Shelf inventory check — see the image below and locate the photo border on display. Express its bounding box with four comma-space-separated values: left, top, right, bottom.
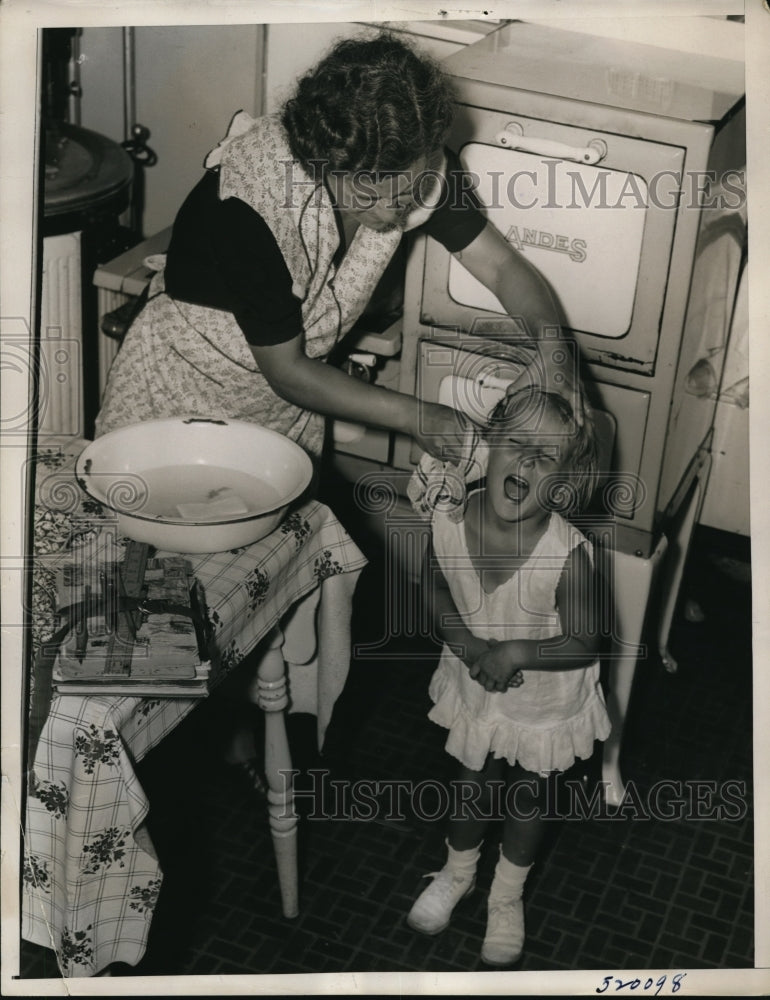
1, 1, 767, 995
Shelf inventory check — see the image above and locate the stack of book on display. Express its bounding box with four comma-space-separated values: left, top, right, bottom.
52, 542, 212, 698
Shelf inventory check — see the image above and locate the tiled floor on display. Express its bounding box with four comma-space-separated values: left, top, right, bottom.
17, 517, 753, 979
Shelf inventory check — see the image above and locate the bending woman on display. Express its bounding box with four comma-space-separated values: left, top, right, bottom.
96, 32, 574, 459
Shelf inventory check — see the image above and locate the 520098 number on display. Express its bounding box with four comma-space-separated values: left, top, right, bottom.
596, 973, 687, 995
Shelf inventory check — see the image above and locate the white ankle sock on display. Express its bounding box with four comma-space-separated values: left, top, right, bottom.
489, 852, 532, 902
445, 838, 482, 875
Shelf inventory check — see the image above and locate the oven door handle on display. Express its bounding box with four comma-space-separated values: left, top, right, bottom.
495, 124, 608, 165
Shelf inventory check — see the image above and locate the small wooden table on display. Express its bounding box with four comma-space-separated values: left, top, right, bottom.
23, 437, 366, 975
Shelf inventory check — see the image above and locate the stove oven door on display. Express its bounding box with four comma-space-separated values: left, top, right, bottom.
420, 108, 685, 374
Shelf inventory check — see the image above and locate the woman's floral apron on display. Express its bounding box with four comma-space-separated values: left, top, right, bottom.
95, 112, 403, 458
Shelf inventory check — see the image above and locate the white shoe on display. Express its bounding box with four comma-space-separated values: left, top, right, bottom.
481, 855, 532, 966
407, 868, 476, 935
481, 897, 525, 965
407, 840, 480, 936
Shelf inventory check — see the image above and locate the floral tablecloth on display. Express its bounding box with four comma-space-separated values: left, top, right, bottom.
22, 437, 367, 975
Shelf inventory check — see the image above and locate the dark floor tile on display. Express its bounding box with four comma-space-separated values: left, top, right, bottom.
728, 923, 754, 958
723, 951, 754, 969
645, 948, 675, 969
657, 931, 696, 954
593, 909, 640, 937
633, 913, 661, 945
573, 893, 604, 923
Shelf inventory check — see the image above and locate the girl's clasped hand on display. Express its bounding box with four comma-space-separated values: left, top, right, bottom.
468, 638, 525, 692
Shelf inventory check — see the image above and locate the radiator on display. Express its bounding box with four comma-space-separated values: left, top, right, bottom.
38, 232, 83, 437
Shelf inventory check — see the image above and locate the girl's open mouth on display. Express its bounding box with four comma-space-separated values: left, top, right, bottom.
504, 475, 529, 503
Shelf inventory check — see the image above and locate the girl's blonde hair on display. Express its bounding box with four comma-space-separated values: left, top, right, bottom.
485, 387, 599, 515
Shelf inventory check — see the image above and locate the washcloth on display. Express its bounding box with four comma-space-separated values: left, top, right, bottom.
176, 494, 250, 521
407, 426, 489, 522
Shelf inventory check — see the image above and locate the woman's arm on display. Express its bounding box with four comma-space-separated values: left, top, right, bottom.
470, 544, 601, 692
249, 334, 470, 461
453, 221, 583, 418
454, 221, 563, 334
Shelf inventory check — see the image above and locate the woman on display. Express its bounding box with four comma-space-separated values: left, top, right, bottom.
95, 32, 577, 458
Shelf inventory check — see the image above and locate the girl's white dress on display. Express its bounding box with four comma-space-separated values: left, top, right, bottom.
428, 499, 611, 775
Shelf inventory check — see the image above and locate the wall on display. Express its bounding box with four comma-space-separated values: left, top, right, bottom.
79, 25, 264, 236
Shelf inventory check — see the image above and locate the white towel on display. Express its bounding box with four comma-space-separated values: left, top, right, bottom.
176, 494, 249, 520
406, 426, 489, 523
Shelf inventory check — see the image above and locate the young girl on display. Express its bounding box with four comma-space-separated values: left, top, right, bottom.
407, 386, 611, 966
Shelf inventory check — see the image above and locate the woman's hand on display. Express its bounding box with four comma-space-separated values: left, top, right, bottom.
410, 401, 476, 462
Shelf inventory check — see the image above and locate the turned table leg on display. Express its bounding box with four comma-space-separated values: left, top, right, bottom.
248, 626, 299, 919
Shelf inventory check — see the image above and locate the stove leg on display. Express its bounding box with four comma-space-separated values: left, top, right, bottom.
601, 538, 668, 808
656, 460, 711, 674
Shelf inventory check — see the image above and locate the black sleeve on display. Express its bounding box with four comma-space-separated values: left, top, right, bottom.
164, 171, 304, 346
419, 148, 487, 253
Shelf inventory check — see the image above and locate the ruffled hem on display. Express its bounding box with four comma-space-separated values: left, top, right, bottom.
428, 669, 612, 775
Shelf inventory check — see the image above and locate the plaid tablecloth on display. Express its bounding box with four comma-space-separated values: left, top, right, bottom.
22, 437, 366, 975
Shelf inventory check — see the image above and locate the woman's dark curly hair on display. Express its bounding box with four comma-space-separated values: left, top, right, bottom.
281, 32, 455, 175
